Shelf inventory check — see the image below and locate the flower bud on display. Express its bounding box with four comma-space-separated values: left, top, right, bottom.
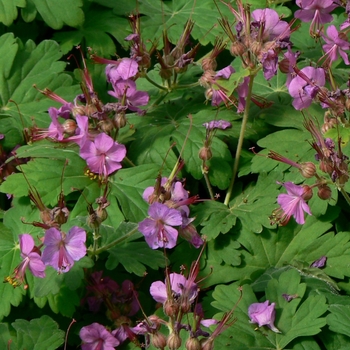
113, 113, 127, 129
98, 119, 114, 134
319, 160, 332, 174
72, 105, 86, 117
205, 88, 213, 101
278, 58, 290, 74
250, 41, 262, 56
63, 119, 77, 135
199, 146, 212, 161
230, 41, 246, 57
199, 70, 215, 88
185, 337, 201, 350
164, 299, 179, 317
301, 185, 313, 201
300, 162, 316, 178
317, 184, 332, 200
202, 57, 217, 71
167, 333, 182, 350
151, 332, 167, 349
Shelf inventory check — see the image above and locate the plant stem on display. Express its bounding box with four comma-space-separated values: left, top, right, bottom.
91, 225, 139, 256
224, 73, 255, 206
144, 73, 169, 91
202, 163, 215, 200
340, 187, 350, 207
173, 82, 200, 90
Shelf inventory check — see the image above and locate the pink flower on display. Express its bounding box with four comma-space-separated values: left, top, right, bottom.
138, 202, 182, 249
42, 226, 86, 273
203, 120, 232, 130
80, 133, 126, 177
248, 300, 280, 333
277, 182, 312, 224
80, 323, 119, 350
322, 25, 350, 65
106, 58, 139, 84
8, 234, 46, 286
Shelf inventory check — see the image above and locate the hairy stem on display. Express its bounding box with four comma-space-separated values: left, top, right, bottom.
224, 73, 255, 206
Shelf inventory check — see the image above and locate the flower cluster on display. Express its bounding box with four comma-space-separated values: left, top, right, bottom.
139, 174, 203, 249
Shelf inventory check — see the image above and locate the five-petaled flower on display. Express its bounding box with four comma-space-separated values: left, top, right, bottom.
248, 300, 280, 333
138, 202, 183, 249
80, 133, 127, 178
42, 226, 87, 273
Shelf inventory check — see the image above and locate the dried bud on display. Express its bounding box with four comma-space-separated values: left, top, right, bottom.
199, 146, 212, 161
319, 160, 333, 174
63, 119, 77, 135
199, 70, 215, 88
250, 41, 262, 56
301, 185, 313, 201
205, 88, 213, 101
202, 57, 217, 71
167, 333, 182, 350
317, 184, 332, 200
300, 162, 316, 178
72, 105, 86, 117
230, 41, 246, 57
278, 58, 290, 74
151, 332, 167, 349
185, 337, 201, 350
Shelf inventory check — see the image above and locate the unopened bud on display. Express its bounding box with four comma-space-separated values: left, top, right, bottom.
199, 146, 212, 161
279, 58, 290, 74
164, 299, 179, 317
301, 185, 313, 201
151, 332, 167, 349
199, 70, 215, 88
63, 119, 77, 135
98, 119, 114, 133
230, 41, 246, 57
319, 160, 333, 174
317, 184, 332, 200
300, 162, 316, 178
113, 113, 127, 129
250, 41, 262, 56
185, 337, 201, 350
205, 88, 213, 101
72, 106, 86, 117
167, 333, 182, 350
202, 57, 217, 71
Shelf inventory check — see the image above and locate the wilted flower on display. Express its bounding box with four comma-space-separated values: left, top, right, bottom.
310, 255, 327, 268
248, 300, 280, 333
138, 202, 183, 249
80, 323, 120, 350
202, 120, 232, 130
42, 226, 86, 272
80, 133, 126, 178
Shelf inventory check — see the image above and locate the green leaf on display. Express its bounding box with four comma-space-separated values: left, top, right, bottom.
139, 0, 222, 47
110, 164, 160, 222
106, 242, 166, 276
0, 0, 25, 26
12, 315, 64, 350
0, 34, 80, 129
53, 5, 129, 55
30, 0, 84, 29
0, 323, 16, 349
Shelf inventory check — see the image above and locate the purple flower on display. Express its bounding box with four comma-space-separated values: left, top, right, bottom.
248, 300, 280, 333
202, 120, 232, 130
280, 48, 300, 87
138, 202, 182, 249
106, 58, 139, 84
251, 8, 290, 41
42, 226, 86, 272
288, 66, 325, 110
322, 25, 350, 65
211, 66, 235, 106
80, 323, 119, 350
277, 182, 312, 225
109, 79, 149, 114
80, 133, 126, 177
295, 0, 337, 34
261, 49, 278, 81
150, 273, 198, 304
